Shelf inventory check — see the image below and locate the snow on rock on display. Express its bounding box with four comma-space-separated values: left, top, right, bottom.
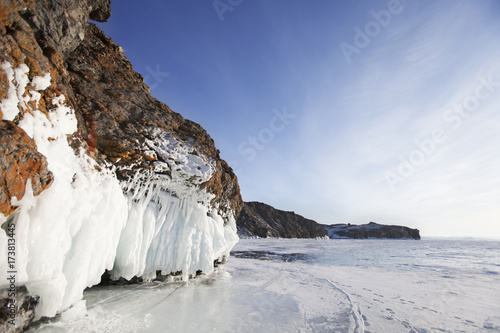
0, 63, 239, 321
1, 61, 54, 121
145, 129, 216, 194
30, 73, 51, 91
0, 62, 28, 121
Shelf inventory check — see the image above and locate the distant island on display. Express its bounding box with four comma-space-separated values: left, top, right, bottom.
236, 201, 420, 240
323, 222, 420, 240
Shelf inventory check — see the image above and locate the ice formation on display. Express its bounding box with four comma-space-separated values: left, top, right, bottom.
113, 126, 237, 281
114, 171, 238, 281
0, 62, 238, 319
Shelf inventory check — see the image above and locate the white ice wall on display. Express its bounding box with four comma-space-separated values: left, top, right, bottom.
113, 171, 238, 282
0, 62, 238, 319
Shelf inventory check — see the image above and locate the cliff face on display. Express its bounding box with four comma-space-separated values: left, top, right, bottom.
324, 222, 421, 240
237, 201, 328, 238
0, 0, 242, 220
66, 23, 242, 218
0, 0, 242, 330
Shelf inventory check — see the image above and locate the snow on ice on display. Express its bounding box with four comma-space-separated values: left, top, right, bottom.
0, 63, 238, 320
28, 238, 500, 333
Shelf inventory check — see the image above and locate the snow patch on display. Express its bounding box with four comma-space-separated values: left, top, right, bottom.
0, 62, 52, 120
0, 62, 25, 120
30, 73, 51, 91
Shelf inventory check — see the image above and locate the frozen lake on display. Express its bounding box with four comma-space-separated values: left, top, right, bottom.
30, 238, 500, 332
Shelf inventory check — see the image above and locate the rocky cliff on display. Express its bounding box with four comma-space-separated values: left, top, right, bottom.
324, 222, 421, 240
0, 0, 242, 331
237, 201, 328, 238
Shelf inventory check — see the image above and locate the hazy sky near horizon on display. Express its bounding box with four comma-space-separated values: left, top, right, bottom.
98, 0, 500, 238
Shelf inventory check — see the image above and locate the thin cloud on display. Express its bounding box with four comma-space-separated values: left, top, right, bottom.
272, 1, 500, 237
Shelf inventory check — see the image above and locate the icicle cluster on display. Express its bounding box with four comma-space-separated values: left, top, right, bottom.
0, 62, 238, 320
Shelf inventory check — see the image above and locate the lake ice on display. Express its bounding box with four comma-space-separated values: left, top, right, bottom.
30, 238, 500, 332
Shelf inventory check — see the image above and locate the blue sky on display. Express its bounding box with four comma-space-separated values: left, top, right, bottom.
98, 0, 500, 238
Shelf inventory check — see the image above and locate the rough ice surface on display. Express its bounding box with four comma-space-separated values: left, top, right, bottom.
28, 238, 500, 333
0, 63, 238, 320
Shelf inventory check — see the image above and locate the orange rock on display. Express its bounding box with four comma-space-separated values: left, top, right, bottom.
0, 120, 53, 216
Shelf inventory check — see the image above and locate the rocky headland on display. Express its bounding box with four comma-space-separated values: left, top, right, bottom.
236, 201, 419, 240
236, 201, 328, 238
324, 222, 421, 240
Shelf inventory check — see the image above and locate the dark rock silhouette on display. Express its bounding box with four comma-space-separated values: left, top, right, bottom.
324, 222, 420, 239
237, 201, 328, 238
